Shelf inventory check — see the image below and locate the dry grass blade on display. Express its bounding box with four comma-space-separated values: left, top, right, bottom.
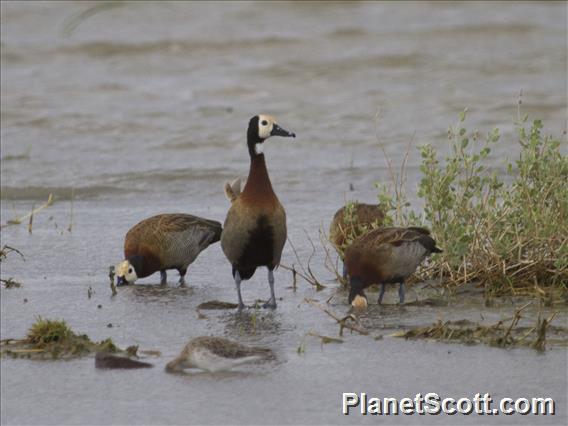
28, 203, 35, 234
532, 312, 557, 352
2, 194, 54, 229
319, 226, 346, 286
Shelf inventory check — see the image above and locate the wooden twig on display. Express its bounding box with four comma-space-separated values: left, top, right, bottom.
303, 298, 368, 336
0, 245, 25, 262
283, 236, 325, 290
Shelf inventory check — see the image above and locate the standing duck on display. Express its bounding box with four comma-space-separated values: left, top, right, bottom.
221, 115, 295, 310
165, 336, 273, 373
115, 213, 222, 286
329, 202, 385, 277
344, 227, 441, 306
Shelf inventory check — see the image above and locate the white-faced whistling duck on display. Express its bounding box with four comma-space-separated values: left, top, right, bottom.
115, 213, 222, 286
344, 227, 442, 306
165, 336, 273, 373
329, 202, 385, 277
221, 114, 295, 310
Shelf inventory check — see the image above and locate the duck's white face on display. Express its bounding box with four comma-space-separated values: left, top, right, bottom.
254, 114, 295, 155
115, 260, 138, 285
257, 114, 276, 140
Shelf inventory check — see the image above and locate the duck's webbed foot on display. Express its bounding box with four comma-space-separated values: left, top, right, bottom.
263, 269, 277, 309
262, 300, 277, 309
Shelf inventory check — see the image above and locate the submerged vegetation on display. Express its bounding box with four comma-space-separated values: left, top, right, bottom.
392, 303, 561, 351
1, 317, 119, 360
372, 112, 567, 297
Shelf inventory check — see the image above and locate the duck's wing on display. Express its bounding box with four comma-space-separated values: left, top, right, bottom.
359, 227, 424, 246
364, 227, 441, 253
124, 215, 164, 254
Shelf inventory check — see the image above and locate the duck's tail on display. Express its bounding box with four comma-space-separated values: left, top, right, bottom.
224, 177, 244, 203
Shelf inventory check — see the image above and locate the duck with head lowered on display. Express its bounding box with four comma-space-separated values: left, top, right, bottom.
345, 226, 442, 307
115, 213, 222, 287
221, 114, 295, 311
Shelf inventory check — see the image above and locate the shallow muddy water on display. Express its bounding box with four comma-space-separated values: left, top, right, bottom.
1, 1, 567, 425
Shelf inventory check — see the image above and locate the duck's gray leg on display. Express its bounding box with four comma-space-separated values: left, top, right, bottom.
398, 282, 405, 304
378, 283, 386, 304
263, 269, 277, 309
160, 270, 167, 286
178, 268, 187, 287
234, 270, 245, 311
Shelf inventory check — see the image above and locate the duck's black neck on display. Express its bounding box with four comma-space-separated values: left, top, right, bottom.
348, 276, 364, 303
128, 255, 143, 275
247, 118, 263, 158
243, 115, 275, 197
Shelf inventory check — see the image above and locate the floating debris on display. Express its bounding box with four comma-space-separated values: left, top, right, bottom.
1, 278, 22, 288
109, 265, 117, 296
95, 352, 153, 369
306, 332, 343, 345
197, 300, 239, 310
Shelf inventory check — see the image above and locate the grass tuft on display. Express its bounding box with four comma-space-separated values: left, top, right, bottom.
2, 317, 122, 360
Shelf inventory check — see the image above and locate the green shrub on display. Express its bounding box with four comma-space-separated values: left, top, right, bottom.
377, 111, 567, 295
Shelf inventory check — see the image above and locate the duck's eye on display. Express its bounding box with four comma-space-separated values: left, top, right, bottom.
128, 267, 133, 274
261, 120, 268, 126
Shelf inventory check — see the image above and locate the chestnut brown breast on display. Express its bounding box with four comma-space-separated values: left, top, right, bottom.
221, 155, 286, 278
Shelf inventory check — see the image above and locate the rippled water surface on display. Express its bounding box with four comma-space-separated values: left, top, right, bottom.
1, 1, 567, 425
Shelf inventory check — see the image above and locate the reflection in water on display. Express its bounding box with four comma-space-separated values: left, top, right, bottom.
165, 369, 257, 380
124, 284, 195, 304
220, 310, 285, 346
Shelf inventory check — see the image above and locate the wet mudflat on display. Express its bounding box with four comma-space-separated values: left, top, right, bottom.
1, 199, 566, 425
1, 1, 567, 425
